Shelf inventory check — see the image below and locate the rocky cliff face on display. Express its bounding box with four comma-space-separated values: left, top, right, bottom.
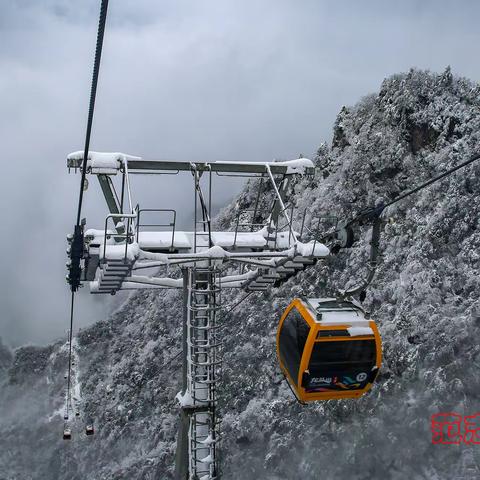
2, 69, 480, 479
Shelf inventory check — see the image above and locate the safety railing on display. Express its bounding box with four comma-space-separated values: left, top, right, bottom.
136, 208, 177, 252
102, 211, 138, 264
231, 205, 311, 251
266, 206, 309, 250
232, 208, 266, 249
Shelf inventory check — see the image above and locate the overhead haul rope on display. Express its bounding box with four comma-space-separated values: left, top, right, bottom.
76, 0, 110, 226
329, 151, 480, 299
65, 0, 110, 423
349, 151, 480, 225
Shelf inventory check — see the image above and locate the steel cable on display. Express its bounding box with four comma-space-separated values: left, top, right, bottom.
76, 0, 110, 225
65, 0, 110, 429
350, 151, 480, 225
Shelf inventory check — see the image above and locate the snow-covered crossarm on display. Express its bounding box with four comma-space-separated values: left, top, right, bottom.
92, 229, 329, 262
217, 271, 258, 285
87, 226, 302, 257
234, 243, 326, 291
99, 242, 140, 261
67, 151, 141, 175
125, 276, 183, 288
97, 242, 328, 263
91, 278, 181, 293
90, 240, 329, 294
295, 241, 329, 257
67, 152, 315, 176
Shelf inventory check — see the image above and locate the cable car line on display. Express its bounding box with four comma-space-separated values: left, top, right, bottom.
382, 151, 480, 211
320, 151, 480, 251
162, 349, 183, 369
64, 0, 110, 440
221, 291, 255, 317
75, 0, 110, 226
349, 151, 480, 226
67, 0, 110, 290
65, 292, 75, 421
316, 150, 480, 301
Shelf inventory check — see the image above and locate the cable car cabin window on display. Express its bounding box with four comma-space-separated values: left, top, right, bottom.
309, 340, 376, 372
304, 339, 377, 392
279, 307, 310, 381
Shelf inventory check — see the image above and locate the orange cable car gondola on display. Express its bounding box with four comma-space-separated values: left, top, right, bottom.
276, 298, 382, 402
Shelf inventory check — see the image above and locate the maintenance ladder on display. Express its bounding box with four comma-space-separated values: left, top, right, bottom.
186, 266, 220, 480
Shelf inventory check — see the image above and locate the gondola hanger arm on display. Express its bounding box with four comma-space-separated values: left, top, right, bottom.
337, 212, 383, 301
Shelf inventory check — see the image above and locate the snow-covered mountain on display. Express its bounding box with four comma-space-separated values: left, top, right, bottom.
2, 68, 480, 479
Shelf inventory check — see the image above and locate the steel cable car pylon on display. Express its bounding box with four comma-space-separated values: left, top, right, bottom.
66, 150, 326, 478
176, 268, 220, 479
175, 170, 220, 480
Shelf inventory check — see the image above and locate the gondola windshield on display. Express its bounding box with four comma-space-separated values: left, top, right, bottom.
305, 339, 377, 392
309, 339, 376, 367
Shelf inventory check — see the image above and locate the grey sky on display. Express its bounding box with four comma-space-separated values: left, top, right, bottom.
1, 0, 480, 346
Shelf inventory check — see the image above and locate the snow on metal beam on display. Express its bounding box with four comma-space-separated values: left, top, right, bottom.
67, 152, 315, 176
